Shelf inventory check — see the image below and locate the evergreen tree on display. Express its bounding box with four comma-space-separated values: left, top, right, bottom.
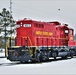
0, 8, 16, 37
0, 8, 16, 48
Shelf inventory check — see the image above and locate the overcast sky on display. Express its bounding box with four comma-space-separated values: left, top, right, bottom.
0, 0, 76, 33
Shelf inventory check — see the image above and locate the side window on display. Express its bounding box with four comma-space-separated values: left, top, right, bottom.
42, 24, 44, 28
34, 23, 44, 28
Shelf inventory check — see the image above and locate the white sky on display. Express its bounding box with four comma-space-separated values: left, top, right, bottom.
0, 0, 76, 33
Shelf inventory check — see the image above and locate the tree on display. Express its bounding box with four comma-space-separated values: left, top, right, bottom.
0, 8, 16, 37
0, 8, 16, 56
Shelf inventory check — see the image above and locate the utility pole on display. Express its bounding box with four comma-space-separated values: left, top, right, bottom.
10, 0, 12, 14
9, 0, 12, 46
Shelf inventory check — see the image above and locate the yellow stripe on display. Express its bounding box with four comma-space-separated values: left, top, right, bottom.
22, 36, 32, 46
27, 37, 32, 46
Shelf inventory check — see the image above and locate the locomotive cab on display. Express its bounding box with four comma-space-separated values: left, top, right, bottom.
16, 19, 33, 46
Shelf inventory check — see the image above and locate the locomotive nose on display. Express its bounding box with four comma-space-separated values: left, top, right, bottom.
7, 46, 31, 62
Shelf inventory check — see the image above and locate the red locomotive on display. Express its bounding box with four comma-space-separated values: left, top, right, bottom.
7, 18, 76, 62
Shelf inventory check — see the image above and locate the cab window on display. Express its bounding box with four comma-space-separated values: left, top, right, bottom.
65, 30, 68, 34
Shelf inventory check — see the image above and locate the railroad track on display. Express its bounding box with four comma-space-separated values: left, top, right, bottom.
0, 62, 20, 66
0, 56, 76, 66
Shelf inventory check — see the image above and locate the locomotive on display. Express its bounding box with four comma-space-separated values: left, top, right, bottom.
7, 18, 76, 62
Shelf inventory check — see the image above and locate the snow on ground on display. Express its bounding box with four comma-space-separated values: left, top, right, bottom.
0, 52, 76, 75
0, 52, 5, 57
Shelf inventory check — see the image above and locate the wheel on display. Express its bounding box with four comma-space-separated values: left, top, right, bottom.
61, 56, 67, 59
54, 57, 56, 60
20, 61, 25, 63
70, 53, 73, 58
42, 52, 49, 61
35, 53, 42, 62
52, 51, 57, 60
70, 50, 73, 58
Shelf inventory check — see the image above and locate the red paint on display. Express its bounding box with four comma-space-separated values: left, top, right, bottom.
16, 18, 76, 47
